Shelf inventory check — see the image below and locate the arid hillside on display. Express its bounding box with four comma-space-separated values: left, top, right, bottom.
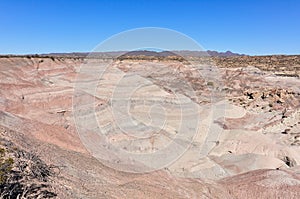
0, 55, 299, 198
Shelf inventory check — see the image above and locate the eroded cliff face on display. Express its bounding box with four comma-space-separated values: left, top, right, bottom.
0, 56, 299, 198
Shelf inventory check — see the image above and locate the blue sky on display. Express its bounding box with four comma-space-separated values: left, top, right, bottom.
1, 0, 299, 55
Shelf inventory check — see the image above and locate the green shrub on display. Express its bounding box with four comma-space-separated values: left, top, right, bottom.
207, 82, 214, 86
0, 148, 14, 185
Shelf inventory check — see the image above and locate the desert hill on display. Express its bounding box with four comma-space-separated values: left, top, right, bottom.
0, 54, 299, 198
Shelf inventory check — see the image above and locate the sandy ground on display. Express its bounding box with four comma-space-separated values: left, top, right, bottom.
0, 56, 299, 198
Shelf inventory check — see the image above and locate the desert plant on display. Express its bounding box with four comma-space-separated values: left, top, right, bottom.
0, 148, 14, 185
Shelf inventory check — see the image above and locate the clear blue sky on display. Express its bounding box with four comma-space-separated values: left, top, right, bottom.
1, 0, 299, 55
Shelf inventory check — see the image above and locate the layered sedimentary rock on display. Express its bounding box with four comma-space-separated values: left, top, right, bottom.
0, 55, 299, 198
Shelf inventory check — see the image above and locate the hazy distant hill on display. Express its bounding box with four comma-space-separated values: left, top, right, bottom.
39, 50, 245, 58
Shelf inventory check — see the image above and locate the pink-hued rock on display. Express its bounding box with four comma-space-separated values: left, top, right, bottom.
0, 56, 299, 198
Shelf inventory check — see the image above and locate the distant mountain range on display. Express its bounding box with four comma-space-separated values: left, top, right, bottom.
40, 50, 245, 58
0, 50, 245, 59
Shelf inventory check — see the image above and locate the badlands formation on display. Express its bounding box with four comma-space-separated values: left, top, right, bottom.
0, 54, 300, 198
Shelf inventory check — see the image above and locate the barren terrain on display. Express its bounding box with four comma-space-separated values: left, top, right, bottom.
0, 54, 299, 198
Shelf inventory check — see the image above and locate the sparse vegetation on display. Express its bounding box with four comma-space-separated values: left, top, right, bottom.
207, 81, 214, 86
0, 136, 57, 198
0, 148, 14, 185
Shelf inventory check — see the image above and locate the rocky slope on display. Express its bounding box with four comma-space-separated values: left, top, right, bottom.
0, 55, 299, 198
